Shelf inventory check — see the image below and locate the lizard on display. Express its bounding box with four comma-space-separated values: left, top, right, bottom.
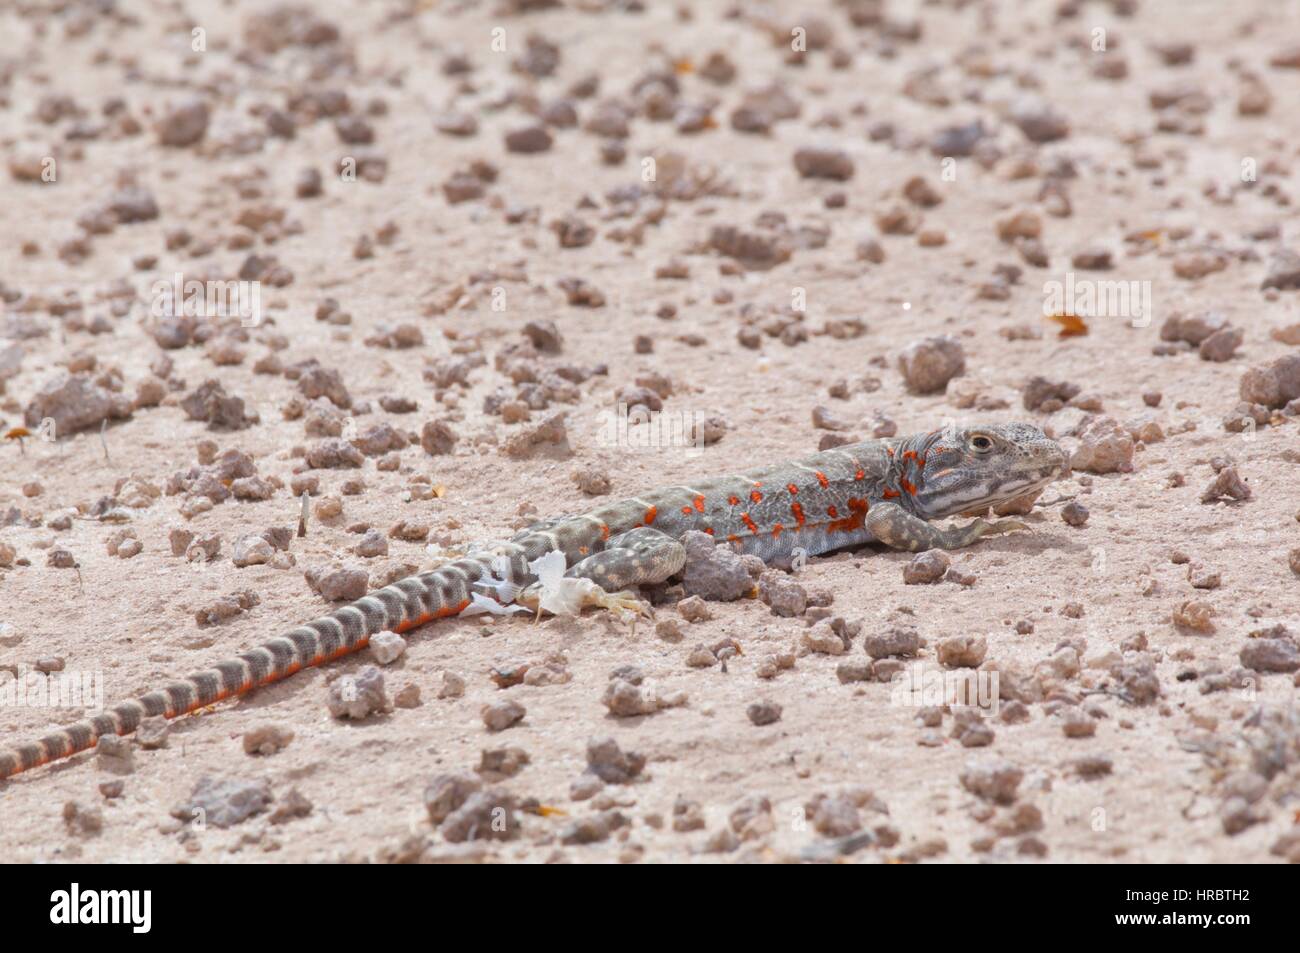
0, 422, 1066, 781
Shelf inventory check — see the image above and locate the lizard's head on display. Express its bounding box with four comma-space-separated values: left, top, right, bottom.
904, 422, 1067, 519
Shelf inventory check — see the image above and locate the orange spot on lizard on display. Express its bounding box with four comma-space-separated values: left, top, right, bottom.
828, 498, 869, 533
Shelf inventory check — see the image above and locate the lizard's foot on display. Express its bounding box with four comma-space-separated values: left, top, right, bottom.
587, 587, 651, 617
516, 580, 650, 621
923, 515, 1034, 550
867, 502, 1034, 552
967, 517, 1031, 541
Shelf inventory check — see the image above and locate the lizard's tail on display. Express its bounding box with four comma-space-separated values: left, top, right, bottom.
0, 553, 505, 781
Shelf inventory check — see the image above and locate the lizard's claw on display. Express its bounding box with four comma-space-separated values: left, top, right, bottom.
587, 589, 652, 638
588, 588, 652, 618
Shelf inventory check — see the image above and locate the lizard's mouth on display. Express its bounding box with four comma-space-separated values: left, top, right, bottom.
926, 455, 1068, 519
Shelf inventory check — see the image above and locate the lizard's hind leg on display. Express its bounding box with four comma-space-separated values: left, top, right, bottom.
515, 528, 684, 621
568, 526, 686, 589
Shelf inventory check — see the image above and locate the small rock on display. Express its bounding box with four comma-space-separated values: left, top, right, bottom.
903, 550, 949, 584
369, 630, 407, 665
441, 789, 517, 842
1240, 637, 1300, 673
482, 699, 526, 732
793, 146, 854, 181
898, 336, 965, 394
747, 700, 783, 726
937, 634, 987, 668
1061, 502, 1089, 526
959, 758, 1023, 804
174, 776, 271, 828
326, 665, 389, 719
243, 724, 294, 756
424, 773, 481, 824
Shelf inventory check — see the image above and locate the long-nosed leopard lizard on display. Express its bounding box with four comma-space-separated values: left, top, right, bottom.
0, 422, 1066, 780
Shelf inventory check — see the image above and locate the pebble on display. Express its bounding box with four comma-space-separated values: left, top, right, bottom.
677, 595, 713, 623
1070, 416, 1135, 474
570, 466, 611, 496
437, 670, 466, 699
326, 665, 389, 719
863, 626, 920, 659
156, 98, 209, 147
1009, 97, 1070, 142
505, 124, 553, 154
136, 717, 169, 750
1061, 708, 1097, 738
937, 634, 987, 668
478, 746, 530, 780
309, 565, 368, 601
757, 570, 807, 617
903, 550, 949, 584
802, 620, 847, 655
173, 776, 271, 828
1239, 354, 1300, 409
897, 335, 965, 394
1200, 467, 1251, 504
959, 758, 1023, 804
243, 724, 295, 756
680, 530, 753, 601
440, 789, 518, 843
424, 774, 481, 824
1240, 636, 1300, 673
232, 534, 274, 567
793, 146, 854, 180
586, 737, 645, 783
686, 644, 718, 667
746, 700, 783, 726
95, 735, 134, 774
602, 675, 685, 718
482, 699, 526, 732
368, 630, 406, 665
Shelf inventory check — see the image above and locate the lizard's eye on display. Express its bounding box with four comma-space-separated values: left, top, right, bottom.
970, 434, 994, 452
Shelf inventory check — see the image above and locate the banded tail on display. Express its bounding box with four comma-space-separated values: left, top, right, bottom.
0, 549, 525, 781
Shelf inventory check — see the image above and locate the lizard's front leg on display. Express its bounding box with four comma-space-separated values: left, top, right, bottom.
866, 501, 1029, 552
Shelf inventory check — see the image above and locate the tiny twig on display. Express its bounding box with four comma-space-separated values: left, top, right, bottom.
297, 491, 309, 537
98, 419, 110, 464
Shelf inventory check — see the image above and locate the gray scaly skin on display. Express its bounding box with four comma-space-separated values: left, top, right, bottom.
0, 423, 1066, 781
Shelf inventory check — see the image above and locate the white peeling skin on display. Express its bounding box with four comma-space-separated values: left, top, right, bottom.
528, 550, 601, 616
461, 591, 529, 617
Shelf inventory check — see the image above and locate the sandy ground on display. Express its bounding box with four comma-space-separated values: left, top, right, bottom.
1, 0, 1299, 863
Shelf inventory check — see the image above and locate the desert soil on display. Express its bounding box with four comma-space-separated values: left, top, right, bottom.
1, 0, 1299, 863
